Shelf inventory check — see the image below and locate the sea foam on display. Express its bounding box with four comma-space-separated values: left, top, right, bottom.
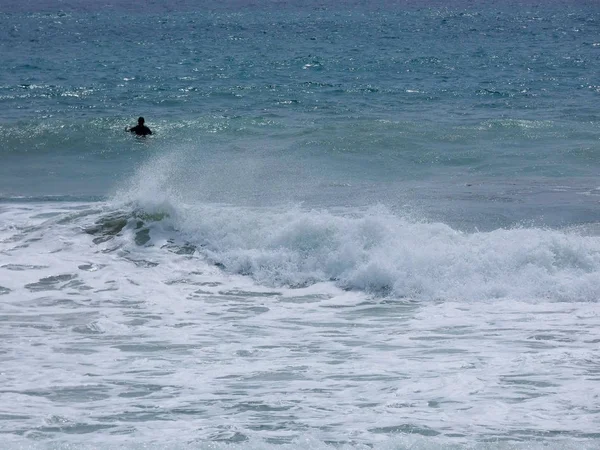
112, 186, 600, 304
105, 147, 600, 303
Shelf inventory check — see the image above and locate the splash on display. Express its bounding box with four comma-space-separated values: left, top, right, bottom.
110, 152, 600, 303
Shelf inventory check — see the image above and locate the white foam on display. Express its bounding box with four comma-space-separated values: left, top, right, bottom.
2, 201, 599, 447
103, 150, 600, 303
129, 200, 600, 303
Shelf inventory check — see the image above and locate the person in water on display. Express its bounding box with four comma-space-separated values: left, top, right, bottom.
127, 117, 152, 136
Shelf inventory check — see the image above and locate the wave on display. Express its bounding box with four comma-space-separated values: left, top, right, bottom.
97, 187, 600, 303
79, 145, 599, 303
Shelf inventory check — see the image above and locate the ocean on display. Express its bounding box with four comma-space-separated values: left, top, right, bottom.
1, 0, 600, 448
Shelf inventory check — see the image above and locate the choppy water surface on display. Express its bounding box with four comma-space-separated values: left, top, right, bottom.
1, 0, 600, 448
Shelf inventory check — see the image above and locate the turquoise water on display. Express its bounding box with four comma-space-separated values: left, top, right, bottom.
1, 1, 600, 449
2, 2, 600, 228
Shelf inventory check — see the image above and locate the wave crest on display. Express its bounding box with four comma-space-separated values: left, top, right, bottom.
112, 197, 600, 303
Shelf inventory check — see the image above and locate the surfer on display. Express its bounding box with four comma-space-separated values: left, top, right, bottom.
127, 117, 152, 136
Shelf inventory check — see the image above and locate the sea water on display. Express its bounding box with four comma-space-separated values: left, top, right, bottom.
1, 0, 600, 448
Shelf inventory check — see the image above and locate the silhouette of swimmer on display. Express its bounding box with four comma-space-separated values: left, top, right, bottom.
127, 117, 152, 136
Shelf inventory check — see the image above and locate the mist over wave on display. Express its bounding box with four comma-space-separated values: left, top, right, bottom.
111, 150, 600, 303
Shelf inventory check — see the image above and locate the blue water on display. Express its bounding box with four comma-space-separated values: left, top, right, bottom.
2, 1, 600, 229
1, 1, 600, 448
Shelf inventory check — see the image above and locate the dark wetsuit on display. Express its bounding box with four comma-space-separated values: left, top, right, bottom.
129, 124, 152, 136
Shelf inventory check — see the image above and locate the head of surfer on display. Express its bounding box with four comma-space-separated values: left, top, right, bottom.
138, 117, 145, 125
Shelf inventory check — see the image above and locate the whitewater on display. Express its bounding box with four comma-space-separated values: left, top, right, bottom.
2, 165, 600, 447
2, 0, 600, 448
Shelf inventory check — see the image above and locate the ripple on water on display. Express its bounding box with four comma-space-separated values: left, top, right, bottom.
24, 274, 78, 291
1, 264, 48, 270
